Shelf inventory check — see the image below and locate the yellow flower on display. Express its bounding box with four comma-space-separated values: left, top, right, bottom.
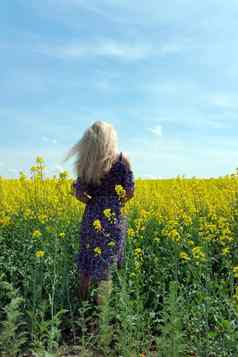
24, 208, 32, 218
135, 247, 142, 255
103, 208, 111, 218
181, 214, 192, 225
221, 247, 230, 256
35, 250, 45, 257
32, 229, 42, 238
58, 232, 65, 239
134, 247, 143, 261
134, 260, 141, 271
36, 156, 45, 164
115, 184, 126, 199
232, 266, 238, 278
92, 219, 102, 232
103, 208, 116, 224
140, 209, 148, 218
30, 165, 38, 173
94, 246, 102, 256
179, 251, 191, 262
0, 216, 11, 226
128, 228, 135, 239
168, 229, 181, 243
107, 240, 116, 248
192, 246, 206, 262
38, 214, 48, 224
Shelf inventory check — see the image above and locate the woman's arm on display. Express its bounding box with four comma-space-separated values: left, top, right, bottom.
121, 154, 135, 203
121, 187, 134, 206
71, 181, 92, 204
76, 191, 91, 204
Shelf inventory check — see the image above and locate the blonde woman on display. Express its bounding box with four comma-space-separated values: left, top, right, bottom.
63, 121, 135, 306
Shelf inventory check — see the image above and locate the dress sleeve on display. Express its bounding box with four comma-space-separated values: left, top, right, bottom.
71, 177, 92, 204
115, 160, 135, 200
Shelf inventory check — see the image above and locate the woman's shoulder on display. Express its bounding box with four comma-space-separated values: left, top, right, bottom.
111, 152, 132, 173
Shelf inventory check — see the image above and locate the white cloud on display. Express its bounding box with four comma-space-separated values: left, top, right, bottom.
144, 78, 200, 96
208, 93, 238, 109
143, 174, 159, 179
42, 136, 57, 144
36, 41, 150, 61
149, 124, 163, 137
54, 164, 64, 172
33, 38, 184, 61
205, 119, 231, 129
160, 43, 185, 55
48, 0, 237, 29
128, 134, 238, 178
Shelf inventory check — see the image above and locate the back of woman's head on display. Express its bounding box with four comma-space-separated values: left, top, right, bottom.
63, 121, 119, 185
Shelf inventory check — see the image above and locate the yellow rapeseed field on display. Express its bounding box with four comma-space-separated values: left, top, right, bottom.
1, 156, 238, 355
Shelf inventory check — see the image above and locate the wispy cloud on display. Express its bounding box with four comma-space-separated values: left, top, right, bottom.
42, 136, 57, 144
53, 164, 65, 173
63, 0, 118, 21
205, 119, 232, 129
148, 125, 163, 137
208, 93, 238, 109
143, 174, 159, 179
2, 0, 238, 179
7, 168, 18, 173
33, 39, 184, 61
45, 0, 238, 29
34, 41, 147, 60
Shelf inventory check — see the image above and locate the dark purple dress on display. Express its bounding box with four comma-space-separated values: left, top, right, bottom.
73, 152, 135, 282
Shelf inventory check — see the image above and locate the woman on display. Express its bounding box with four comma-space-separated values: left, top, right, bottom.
63, 120, 135, 306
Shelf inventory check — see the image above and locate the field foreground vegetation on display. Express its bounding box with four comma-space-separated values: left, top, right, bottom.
1, 157, 238, 356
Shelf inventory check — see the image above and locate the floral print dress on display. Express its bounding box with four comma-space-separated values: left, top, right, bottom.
73, 152, 135, 282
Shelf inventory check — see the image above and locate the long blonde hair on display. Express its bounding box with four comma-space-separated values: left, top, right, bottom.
62, 121, 119, 185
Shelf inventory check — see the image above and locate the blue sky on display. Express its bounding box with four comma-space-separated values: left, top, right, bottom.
1, 0, 238, 179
